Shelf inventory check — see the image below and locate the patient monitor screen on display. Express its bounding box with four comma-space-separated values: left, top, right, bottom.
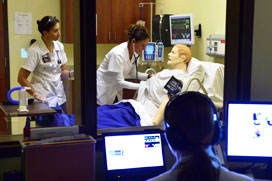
169, 14, 194, 45
143, 42, 156, 61
227, 103, 272, 159
104, 132, 164, 170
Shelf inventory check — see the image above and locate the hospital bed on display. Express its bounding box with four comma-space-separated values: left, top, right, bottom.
184, 61, 224, 108
97, 61, 225, 135
123, 68, 157, 100
185, 61, 224, 121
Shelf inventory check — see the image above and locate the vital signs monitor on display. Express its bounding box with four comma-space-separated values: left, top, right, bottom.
169, 14, 194, 45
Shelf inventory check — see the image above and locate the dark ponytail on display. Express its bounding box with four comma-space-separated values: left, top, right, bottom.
37, 16, 59, 35
177, 146, 219, 181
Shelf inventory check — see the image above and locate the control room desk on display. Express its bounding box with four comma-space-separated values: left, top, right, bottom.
0, 102, 58, 134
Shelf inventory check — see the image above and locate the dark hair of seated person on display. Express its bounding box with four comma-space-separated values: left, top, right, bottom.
164, 92, 221, 181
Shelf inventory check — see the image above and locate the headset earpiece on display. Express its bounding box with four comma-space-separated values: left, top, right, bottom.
164, 91, 222, 150
211, 119, 222, 145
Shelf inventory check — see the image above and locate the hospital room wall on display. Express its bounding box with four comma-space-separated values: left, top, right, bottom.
156, 0, 226, 64
96, 0, 226, 68
7, 0, 74, 134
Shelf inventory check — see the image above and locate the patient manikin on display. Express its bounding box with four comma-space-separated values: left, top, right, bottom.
97, 44, 205, 129
136, 44, 205, 125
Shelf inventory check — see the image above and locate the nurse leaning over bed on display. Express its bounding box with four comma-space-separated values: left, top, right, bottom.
97, 24, 152, 106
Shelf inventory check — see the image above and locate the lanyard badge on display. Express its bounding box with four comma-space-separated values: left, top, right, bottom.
56, 50, 61, 64
42, 53, 51, 63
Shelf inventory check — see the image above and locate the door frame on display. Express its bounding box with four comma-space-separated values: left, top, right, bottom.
0, 0, 11, 135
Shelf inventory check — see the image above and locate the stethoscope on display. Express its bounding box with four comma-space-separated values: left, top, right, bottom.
133, 43, 140, 80
56, 50, 61, 64
134, 54, 140, 80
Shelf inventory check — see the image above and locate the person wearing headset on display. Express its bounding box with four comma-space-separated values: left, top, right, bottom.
18, 16, 74, 113
147, 92, 253, 181
97, 24, 152, 106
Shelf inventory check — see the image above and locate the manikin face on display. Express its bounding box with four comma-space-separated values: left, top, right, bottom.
167, 46, 184, 68
43, 22, 61, 41
133, 38, 149, 55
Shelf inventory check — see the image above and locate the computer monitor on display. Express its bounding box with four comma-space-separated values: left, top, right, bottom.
102, 130, 166, 180
226, 102, 272, 162
169, 14, 194, 45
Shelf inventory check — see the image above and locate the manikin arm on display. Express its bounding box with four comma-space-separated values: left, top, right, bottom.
152, 96, 169, 125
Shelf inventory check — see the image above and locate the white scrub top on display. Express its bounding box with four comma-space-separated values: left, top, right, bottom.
21, 39, 67, 107
97, 42, 148, 105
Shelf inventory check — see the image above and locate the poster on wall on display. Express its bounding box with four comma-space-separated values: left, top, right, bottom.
14, 12, 32, 35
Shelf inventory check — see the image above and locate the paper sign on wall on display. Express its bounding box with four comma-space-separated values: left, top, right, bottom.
14, 12, 32, 35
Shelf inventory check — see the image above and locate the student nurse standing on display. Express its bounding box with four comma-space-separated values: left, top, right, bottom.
97, 24, 151, 106
18, 16, 73, 112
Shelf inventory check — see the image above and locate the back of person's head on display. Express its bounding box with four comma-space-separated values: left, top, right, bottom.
37, 16, 59, 35
174, 44, 192, 64
164, 91, 221, 181
127, 24, 149, 43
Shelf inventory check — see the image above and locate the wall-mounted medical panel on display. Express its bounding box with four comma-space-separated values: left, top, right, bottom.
206, 34, 225, 56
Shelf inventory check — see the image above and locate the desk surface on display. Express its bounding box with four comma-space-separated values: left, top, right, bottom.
0, 102, 57, 117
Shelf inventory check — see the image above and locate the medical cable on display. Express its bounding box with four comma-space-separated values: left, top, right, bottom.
133, 43, 140, 79
136, 4, 145, 26
8, 86, 27, 104
159, 8, 163, 41
134, 54, 140, 80
184, 77, 208, 95
56, 50, 61, 64
140, 5, 143, 20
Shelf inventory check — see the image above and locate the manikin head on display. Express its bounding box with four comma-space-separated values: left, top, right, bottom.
167, 44, 192, 70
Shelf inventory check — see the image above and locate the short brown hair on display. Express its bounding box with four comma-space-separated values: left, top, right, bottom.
174, 44, 192, 64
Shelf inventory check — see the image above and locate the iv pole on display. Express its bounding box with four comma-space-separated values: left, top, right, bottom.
139, 2, 164, 42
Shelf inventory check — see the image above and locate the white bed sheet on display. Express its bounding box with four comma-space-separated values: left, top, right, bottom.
122, 59, 224, 126
199, 61, 224, 108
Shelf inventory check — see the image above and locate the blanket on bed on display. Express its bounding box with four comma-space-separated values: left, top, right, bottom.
97, 102, 141, 129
